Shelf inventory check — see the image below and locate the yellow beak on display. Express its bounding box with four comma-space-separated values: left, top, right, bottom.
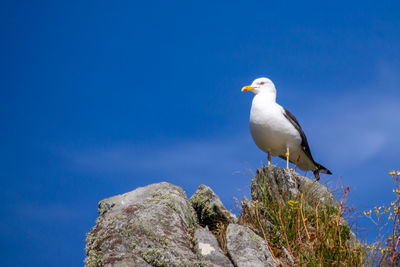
241, 85, 254, 92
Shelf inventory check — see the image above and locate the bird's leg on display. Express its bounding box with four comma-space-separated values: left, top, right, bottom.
268, 152, 271, 166
286, 147, 290, 169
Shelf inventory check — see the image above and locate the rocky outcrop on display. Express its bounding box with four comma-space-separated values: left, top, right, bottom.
85, 165, 360, 267
226, 224, 277, 267
85, 182, 199, 267
190, 184, 237, 231
251, 165, 337, 207
193, 227, 233, 266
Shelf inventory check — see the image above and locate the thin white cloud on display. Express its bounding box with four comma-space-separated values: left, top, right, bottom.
306, 64, 400, 167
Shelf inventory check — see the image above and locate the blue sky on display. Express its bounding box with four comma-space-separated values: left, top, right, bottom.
1, 0, 400, 266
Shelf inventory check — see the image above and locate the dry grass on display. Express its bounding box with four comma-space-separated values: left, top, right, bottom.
238, 173, 365, 266
212, 222, 229, 255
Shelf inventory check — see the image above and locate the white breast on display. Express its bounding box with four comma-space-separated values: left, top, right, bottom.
249, 94, 302, 157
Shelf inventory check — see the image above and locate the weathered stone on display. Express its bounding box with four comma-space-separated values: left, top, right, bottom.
340, 217, 362, 250
251, 165, 337, 207
194, 226, 233, 266
85, 166, 362, 266
104, 259, 151, 267
190, 184, 237, 231
226, 224, 277, 267
296, 175, 338, 207
281, 246, 296, 267
251, 165, 298, 204
85, 182, 201, 267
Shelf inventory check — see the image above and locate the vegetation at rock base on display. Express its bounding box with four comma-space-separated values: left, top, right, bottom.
212, 222, 229, 255
238, 169, 364, 266
234, 169, 400, 266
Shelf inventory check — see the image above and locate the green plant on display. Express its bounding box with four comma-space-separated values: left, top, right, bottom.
238, 172, 364, 266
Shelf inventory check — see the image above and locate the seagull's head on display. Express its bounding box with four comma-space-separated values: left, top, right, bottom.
241, 77, 276, 96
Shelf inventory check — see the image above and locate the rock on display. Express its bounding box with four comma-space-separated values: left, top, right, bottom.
251, 165, 298, 204
85, 166, 361, 266
190, 184, 237, 231
346, 229, 362, 249
226, 224, 277, 267
339, 217, 362, 249
250, 165, 360, 258
281, 246, 296, 267
194, 226, 233, 266
251, 165, 337, 207
85, 182, 202, 267
296, 175, 338, 207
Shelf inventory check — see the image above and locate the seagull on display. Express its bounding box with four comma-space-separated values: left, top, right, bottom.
242, 77, 331, 180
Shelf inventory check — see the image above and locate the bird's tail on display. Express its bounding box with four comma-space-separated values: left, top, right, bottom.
313, 163, 332, 181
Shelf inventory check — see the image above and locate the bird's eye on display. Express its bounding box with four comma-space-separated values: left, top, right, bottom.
260, 82, 265, 85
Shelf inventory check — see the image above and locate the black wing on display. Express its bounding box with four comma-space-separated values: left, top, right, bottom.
282, 107, 316, 164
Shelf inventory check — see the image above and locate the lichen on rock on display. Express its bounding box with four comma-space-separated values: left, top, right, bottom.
190, 184, 237, 231
226, 223, 277, 267
85, 182, 201, 267
85, 166, 361, 267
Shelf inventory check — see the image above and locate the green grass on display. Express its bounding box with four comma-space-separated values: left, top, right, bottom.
238, 171, 365, 266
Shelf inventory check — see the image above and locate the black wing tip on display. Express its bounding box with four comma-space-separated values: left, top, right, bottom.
313, 165, 332, 181
315, 162, 332, 175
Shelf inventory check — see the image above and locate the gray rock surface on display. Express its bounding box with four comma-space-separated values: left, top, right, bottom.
281, 246, 296, 267
297, 175, 338, 207
85, 166, 361, 266
190, 184, 237, 231
251, 165, 337, 207
194, 226, 233, 266
226, 224, 277, 267
85, 182, 201, 267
